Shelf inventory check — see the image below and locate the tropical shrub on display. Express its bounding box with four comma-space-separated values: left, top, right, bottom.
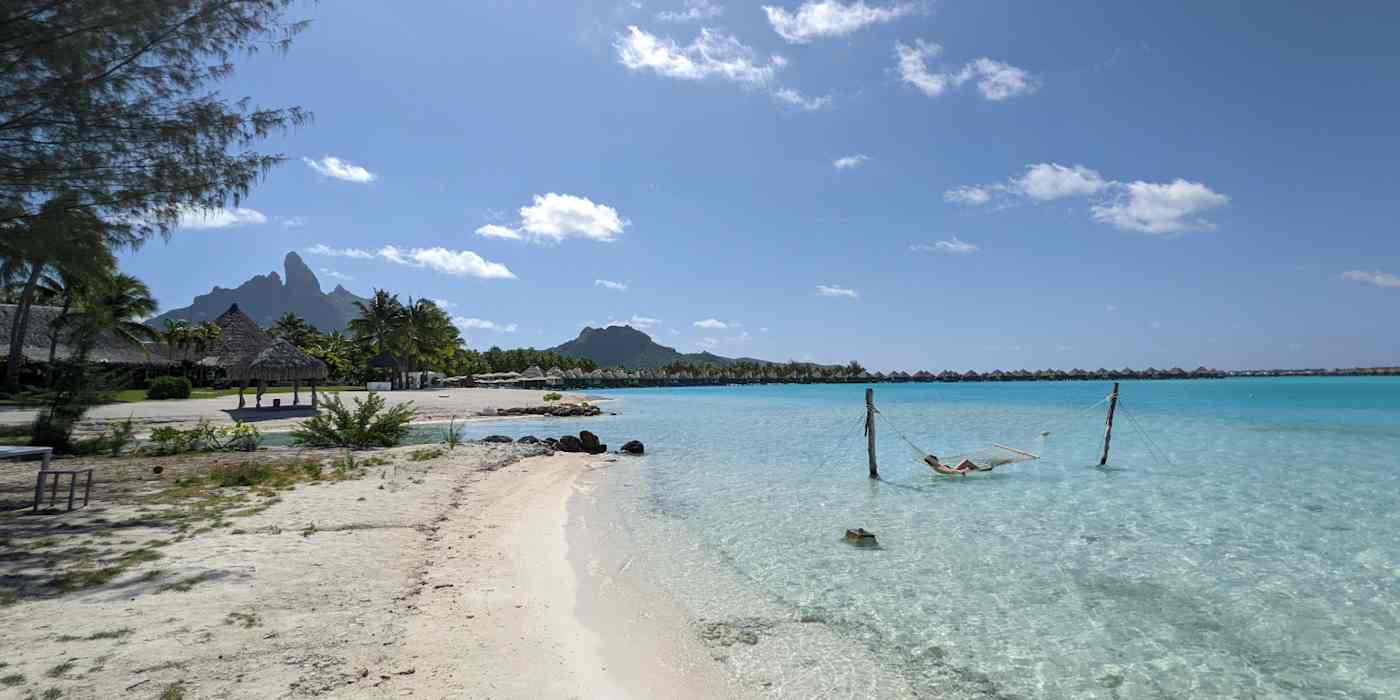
541, 392, 562, 402
149, 420, 261, 455
29, 360, 115, 454
290, 393, 416, 450
146, 376, 192, 400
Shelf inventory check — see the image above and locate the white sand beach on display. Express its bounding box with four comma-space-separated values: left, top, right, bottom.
0, 442, 733, 699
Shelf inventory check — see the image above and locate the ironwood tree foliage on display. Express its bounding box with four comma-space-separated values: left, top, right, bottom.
0, 0, 310, 233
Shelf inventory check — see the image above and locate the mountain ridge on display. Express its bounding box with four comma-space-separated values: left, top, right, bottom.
148, 252, 369, 332
548, 325, 785, 369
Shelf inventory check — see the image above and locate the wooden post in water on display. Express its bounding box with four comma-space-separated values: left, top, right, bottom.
1099, 382, 1120, 465
865, 387, 879, 479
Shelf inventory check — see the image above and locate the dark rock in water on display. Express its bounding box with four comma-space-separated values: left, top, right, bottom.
556, 435, 583, 453
844, 528, 878, 547
497, 403, 603, 418
620, 440, 645, 455
518, 435, 540, 444
579, 430, 604, 454
542, 437, 558, 445
481, 435, 513, 443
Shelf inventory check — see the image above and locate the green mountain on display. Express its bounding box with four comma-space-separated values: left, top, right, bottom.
549, 325, 751, 369
148, 252, 369, 333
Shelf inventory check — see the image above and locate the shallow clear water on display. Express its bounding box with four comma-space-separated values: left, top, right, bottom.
325, 379, 1400, 697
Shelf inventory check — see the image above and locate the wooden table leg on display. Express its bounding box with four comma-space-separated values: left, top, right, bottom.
33, 471, 43, 514
50, 472, 58, 508
67, 474, 77, 511
84, 470, 92, 507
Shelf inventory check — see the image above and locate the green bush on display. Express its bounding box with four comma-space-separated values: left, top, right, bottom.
146, 376, 192, 400
149, 420, 260, 455
541, 392, 562, 402
290, 393, 416, 450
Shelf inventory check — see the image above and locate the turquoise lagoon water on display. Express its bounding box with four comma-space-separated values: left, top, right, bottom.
341, 379, 1400, 697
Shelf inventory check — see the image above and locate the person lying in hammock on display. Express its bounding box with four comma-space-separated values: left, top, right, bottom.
923, 454, 986, 475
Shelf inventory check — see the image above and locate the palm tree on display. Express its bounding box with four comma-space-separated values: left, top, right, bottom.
306, 330, 355, 381
349, 289, 404, 356
1, 196, 123, 389
161, 319, 194, 362
270, 312, 317, 347
61, 273, 160, 357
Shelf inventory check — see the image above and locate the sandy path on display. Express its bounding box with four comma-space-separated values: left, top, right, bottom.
0, 387, 601, 434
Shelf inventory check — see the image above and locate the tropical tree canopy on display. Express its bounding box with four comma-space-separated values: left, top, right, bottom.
0, 0, 310, 233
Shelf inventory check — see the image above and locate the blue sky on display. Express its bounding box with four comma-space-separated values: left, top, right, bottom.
118, 1, 1400, 371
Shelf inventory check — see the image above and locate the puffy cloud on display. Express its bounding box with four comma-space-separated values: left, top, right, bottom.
595, 279, 629, 291
657, 0, 723, 21
1090, 179, 1229, 234
833, 154, 870, 170
452, 317, 518, 332
772, 87, 833, 110
694, 318, 729, 329
306, 243, 374, 259
816, 284, 858, 298
475, 224, 522, 240
766, 1, 914, 44
911, 237, 978, 254
1341, 270, 1400, 288
518, 193, 626, 243
175, 205, 266, 229
615, 26, 782, 86
896, 41, 1036, 100
302, 156, 377, 183
377, 246, 516, 280
947, 165, 1228, 234
1010, 163, 1109, 201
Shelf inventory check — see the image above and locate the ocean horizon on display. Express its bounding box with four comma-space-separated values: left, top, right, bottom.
384, 377, 1400, 697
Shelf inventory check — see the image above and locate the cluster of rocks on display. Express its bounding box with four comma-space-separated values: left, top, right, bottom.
492, 403, 603, 418
476, 432, 644, 456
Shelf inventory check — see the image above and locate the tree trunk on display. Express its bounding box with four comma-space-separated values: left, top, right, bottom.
4, 259, 46, 390
44, 293, 73, 387
292, 379, 300, 406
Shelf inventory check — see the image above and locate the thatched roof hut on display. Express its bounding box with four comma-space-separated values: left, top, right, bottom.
200, 304, 273, 373
233, 338, 328, 382
0, 304, 180, 367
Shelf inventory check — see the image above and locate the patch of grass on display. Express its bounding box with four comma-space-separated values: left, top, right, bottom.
0, 674, 23, 686
42, 687, 63, 700
159, 682, 187, 700
408, 447, 445, 462
118, 548, 163, 566
45, 660, 74, 678
55, 628, 131, 642
300, 523, 317, 538
0, 590, 18, 607
156, 572, 215, 594
224, 611, 260, 628
49, 566, 124, 592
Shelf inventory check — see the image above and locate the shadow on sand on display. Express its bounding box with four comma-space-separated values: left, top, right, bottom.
221, 406, 320, 423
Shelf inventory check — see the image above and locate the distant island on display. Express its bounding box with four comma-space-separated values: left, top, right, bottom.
548, 324, 819, 370
148, 252, 369, 333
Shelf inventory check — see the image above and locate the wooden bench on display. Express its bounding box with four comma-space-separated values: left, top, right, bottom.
0, 446, 94, 513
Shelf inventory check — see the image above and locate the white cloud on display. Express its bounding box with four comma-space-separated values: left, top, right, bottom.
175, 205, 267, 229
657, 0, 723, 21
694, 318, 729, 329
766, 1, 914, 44
833, 154, 870, 170
378, 246, 516, 280
895, 40, 952, 97
615, 26, 782, 86
452, 317, 518, 333
1342, 270, 1400, 288
954, 58, 1038, 100
608, 315, 661, 329
306, 243, 374, 259
911, 237, 978, 254
319, 268, 353, 281
281, 216, 307, 228
595, 279, 629, 291
429, 298, 456, 309
1009, 163, 1108, 201
772, 87, 833, 110
518, 193, 627, 243
816, 284, 858, 298
896, 41, 1036, 101
475, 224, 522, 240
948, 165, 1228, 234
1090, 179, 1229, 234
302, 156, 377, 183
943, 185, 993, 206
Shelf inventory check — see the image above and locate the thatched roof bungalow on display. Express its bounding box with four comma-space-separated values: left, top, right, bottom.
0, 303, 180, 368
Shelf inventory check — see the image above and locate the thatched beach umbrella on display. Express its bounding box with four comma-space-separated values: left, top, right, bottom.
199, 304, 274, 409
231, 338, 329, 408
